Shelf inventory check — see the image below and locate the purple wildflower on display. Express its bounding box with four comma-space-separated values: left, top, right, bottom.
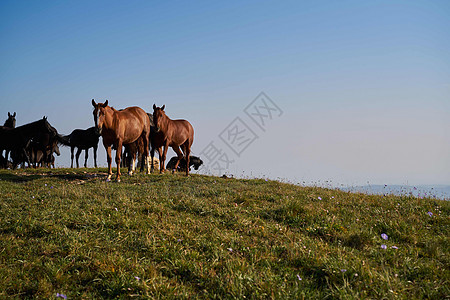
381, 233, 388, 240
296, 274, 302, 281
56, 293, 67, 299
391, 246, 398, 249
427, 212, 433, 217
134, 276, 140, 281
340, 269, 347, 273
381, 244, 387, 249
318, 196, 322, 200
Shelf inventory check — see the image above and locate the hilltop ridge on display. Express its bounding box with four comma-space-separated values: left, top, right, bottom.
0, 168, 448, 298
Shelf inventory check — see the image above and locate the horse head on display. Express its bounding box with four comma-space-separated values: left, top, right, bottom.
5, 112, 16, 128
41, 116, 55, 134
152, 104, 165, 133
53, 143, 61, 156
92, 99, 109, 135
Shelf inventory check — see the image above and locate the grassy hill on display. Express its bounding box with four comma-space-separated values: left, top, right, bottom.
0, 168, 448, 299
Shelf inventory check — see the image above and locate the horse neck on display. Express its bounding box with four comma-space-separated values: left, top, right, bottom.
15, 119, 43, 134
103, 107, 116, 129
159, 113, 171, 133
17, 119, 53, 140
3, 119, 14, 128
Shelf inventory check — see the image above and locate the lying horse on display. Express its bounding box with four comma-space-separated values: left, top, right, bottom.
166, 155, 203, 172
152, 104, 194, 176
92, 99, 151, 181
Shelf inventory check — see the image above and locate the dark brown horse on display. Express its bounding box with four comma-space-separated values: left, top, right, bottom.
152, 104, 194, 176
92, 99, 151, 181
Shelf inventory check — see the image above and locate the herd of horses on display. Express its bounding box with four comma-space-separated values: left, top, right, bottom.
0, 100, 202, 181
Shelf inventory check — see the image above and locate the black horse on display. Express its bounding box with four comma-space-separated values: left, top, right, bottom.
3, 112, 16, 128
166, 155, 203, 172
0, 117, 58, 169
59, 127, 100, 168
30, 120, 61, 168
1, 112, 16, 164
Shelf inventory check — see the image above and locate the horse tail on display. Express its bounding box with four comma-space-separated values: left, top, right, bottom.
57, 134, 71, 146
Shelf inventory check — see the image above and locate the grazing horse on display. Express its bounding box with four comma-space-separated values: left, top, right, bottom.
59, 127, 100, 168
92, 99, 151, 182
152, 104, 194, 176
0, 117, 57, 169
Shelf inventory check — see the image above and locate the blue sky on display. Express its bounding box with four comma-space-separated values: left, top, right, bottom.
1, 0, 449, 186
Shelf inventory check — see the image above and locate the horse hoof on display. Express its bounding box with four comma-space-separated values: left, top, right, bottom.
128, 171, 133, 176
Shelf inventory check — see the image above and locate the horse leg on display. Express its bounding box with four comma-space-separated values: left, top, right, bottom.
70, 146, 75, 168
128, 150, 136, 176
161, 143, 169, 174
142, 132, 150, 175
75, 148, 82, 168
105, 144, 113, 181
115, 141, 123, 182
93, 145, 98, 168
183, 141, 191, 176
171, 146, 184, 174
150, 148, 155, 173
157, 147, 163, 173
84, 148, 89, 168
22, 148, 31, 169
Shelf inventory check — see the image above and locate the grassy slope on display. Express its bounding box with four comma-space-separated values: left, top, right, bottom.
0, 168, 448, 299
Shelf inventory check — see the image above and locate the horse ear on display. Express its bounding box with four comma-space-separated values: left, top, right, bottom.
92, 99, 96, 107
153, 104, 156, 110
13, 112, 16, 117
103, 100, 109, 107
8, 112, 11, 117
161, 105, 165, 111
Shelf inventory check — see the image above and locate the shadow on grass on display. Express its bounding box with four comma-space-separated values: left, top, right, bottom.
0, 173, 42, 183
0, 171, 104, 183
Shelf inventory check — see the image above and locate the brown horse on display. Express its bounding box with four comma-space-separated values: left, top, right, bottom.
92, 99, 151, 182
152, 104, 194, 176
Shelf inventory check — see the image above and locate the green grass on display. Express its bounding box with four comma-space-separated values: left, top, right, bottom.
0, 168, 448, 299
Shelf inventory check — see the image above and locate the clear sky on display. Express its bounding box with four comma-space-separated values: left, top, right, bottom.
1, 0, 449, 186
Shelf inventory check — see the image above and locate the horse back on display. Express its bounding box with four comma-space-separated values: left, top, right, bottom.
116, 106, 150, 144
70, 128, 99, 148
168, 119, 194, 146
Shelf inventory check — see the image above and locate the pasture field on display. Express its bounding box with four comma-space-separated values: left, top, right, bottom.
0, 168, 448, 299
